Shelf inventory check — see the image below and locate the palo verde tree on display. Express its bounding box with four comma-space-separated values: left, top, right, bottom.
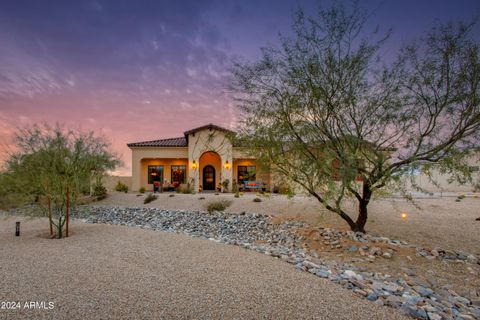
3, 124, 120, 238
230, 3, 480, 232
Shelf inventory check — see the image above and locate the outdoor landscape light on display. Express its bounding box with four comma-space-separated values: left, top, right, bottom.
401, 212, 407, 219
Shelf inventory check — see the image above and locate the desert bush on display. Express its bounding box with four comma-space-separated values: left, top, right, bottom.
234, 192, 240, 198
253, 197, 262, 202
206, 199, 232, 213
92, 180, 107, 200
139, 187, 145, 194
221, 179, 230, 192
115, 181, 129, 193
144, 193, 158, 204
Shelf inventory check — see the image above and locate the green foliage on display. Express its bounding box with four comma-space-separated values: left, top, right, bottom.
230, 2, 480, 232
221, 179, 230, 192
234, 191, 240, 198
144, 193, 158, 204
2, 123, 119, 238
139, 187, 145, 194
115, 181, 129, 193
206, 199, 232, 213
92, 177, 107, 201
232, 179, 238, 193
253, 197, 262, 202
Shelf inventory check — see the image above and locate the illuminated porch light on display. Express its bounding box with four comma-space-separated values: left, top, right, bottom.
224, 160, 230, 169
191, 160, 197, 169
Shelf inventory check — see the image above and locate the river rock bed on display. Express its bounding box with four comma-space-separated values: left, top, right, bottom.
76, 206, 479, 320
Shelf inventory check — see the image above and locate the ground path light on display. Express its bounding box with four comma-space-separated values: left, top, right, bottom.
401, 212, 408, 219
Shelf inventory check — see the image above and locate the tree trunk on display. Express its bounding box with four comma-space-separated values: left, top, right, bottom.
48, 196, 53, 236
66, 186, 69, 237
354, 200, 368, 233
354, 183, 372, 233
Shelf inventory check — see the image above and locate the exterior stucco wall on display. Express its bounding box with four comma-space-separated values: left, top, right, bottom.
131, 147, 188, 191
187, 129, 233, 192
140, 158, 188, 191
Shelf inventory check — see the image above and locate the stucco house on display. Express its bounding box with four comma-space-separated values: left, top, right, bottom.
127, 124, 270, 192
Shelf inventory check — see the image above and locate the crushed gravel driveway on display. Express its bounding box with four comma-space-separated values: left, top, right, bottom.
0, 217, 408, 319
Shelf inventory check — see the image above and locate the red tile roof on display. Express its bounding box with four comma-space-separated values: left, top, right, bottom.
183, 123, 234, 136
127, 137, 187, 148
127, 123, 235, 148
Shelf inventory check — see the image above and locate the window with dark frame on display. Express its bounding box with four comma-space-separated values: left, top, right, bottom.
148, 165, 163, 184
171, 165, 186, 184
237, 165, 256, 187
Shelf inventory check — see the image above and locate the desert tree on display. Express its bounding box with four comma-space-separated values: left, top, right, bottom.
230, 3, 480, 232
2, 123, 120, 238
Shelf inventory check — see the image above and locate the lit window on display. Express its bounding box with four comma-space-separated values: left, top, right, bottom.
238, 166, 256, 186
148, 166, 163, 184
171, 165, 186, 185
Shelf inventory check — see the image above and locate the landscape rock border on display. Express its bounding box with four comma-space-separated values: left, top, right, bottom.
75, 206, 480, 320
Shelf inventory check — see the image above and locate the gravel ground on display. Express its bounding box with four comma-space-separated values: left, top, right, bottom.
0, 216, 408, 320
96, 192, 480, 253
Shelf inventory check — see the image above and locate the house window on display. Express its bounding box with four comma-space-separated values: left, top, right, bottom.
148, 166, 163, 184
238, 166, 256, 186
171, 165, 186, 184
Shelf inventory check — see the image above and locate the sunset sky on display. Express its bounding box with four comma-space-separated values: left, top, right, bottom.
1, 0, 479, 175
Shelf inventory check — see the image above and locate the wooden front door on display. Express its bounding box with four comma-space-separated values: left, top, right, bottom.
203, 165, 215, 190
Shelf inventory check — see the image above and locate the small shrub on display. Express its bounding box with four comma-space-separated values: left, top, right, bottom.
169, 194, 175, 197
221, 179, 230, 192
234, 192, 239, 198
206, 199, 232, 213
92, 180, 107, 200
115, 181, 129, 193
214, 192, 219, 195
144, 193, 158, 204
198, 196, 205, 200
139, 187, 145, 194
253, 197, 262, 202
457, 194, 466, 199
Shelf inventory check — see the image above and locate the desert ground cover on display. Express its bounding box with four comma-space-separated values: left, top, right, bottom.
98, 192, 480, 253
0, 216, 408, 320
92, 191, 480, 313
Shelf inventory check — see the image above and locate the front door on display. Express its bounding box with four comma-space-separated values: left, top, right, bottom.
203, 165, 215, 190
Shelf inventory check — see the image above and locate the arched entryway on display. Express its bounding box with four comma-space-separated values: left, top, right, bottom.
199, 151, 221, 192
202, 165, 216, 190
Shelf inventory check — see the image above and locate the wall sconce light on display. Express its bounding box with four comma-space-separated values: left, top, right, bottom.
224, 160, 230, 169
191, 160, 197, 169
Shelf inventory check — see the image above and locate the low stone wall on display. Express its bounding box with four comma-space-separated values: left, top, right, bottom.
102, 176, 132, 192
